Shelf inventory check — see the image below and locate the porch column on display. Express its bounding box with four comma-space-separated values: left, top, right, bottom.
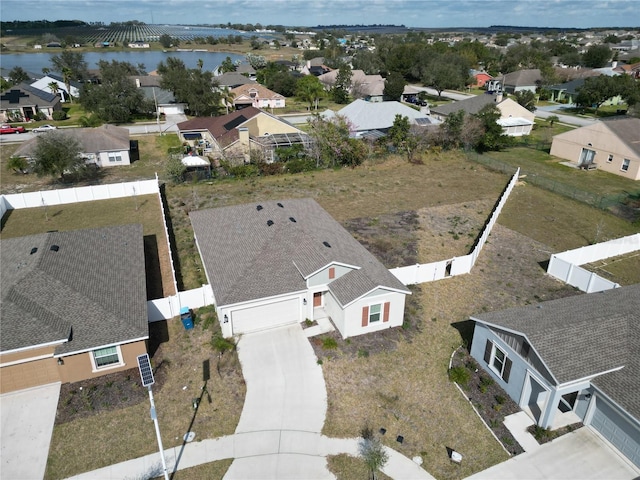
539, 389, 561, 429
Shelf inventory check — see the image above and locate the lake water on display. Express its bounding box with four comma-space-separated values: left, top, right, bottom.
0, 50, 244, 75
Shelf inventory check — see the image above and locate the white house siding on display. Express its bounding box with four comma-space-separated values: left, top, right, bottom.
340, 291, 406, 339
97, 150, 131, 167
307, 264, 355, 287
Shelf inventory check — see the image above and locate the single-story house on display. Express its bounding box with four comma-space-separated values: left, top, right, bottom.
190, 198, 411, 338
548, 77, 624, 106
0, 225, 148, 394
332, 99, 435, 139
215, 72, 258, 89
500, 69, 542, 94
30, 74, 81, 102
300, 58, 331, 77
430, 93, 535, 137
177, 107, 309, 163
235, 63, 257, 80
471, 70, 493, 88
317, 69, 386, 102
550, 117, 640, 180
0, 84, 62, 122
613, 61, 640, 79
229, 84, 285, 110
15, 124, 133, 168
131, 76, 186, 115
470, 284, 640, 468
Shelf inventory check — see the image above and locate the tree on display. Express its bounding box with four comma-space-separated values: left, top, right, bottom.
474, 104, 509, 152
165, 156, 186, 184
575, 75, 618, 113
8, 66, 29, 85
220, 56, 236, 73
514, 90, 537, 112
245, 53, 267, 70
220, 86, 236, 114
80, 60, 152, 123
296, 75, 325, 111
582, 44, 611, 68
50, 50, 88, 82
48, 81, 60, 97
307, 115, 367, 168
546, 115, 560, 127
159, 34, 173, 48
6, 156, 29, 174
332, 63, 352, 104
383, 71, 406, 101
32, 131, 84, 182
358, 426, 389, 480
158, 57, 221, 116
423, 54, 469, 98
197, 58, 204, 70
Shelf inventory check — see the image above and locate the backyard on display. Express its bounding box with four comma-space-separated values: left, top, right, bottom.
1, 144, 639, 479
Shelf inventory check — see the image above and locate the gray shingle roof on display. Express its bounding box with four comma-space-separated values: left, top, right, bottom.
601, 116, 640, 157
1, 83, 60, 108
473, 284, 640, 419
337, 99, 431, 132
500, 69, 542, 87
430, 93, 499, 116
189, 199, 410, 307
15, 124, 130, 158
0, 225, 148, 355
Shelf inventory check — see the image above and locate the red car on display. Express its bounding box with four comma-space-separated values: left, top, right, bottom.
0, 124, 26, 134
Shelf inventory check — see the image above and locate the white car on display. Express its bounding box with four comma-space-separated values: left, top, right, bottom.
32, 124, 57, 133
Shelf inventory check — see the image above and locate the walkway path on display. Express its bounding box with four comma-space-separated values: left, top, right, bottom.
67, 324, 434, 479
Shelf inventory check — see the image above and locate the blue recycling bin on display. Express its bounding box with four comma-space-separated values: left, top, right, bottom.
180, 306, 194, 330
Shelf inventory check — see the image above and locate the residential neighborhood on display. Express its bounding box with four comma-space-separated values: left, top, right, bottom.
1, 7, 640, 480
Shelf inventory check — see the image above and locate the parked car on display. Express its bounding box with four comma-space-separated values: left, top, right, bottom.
32, 124, 57, 133
0, 124, 26, 134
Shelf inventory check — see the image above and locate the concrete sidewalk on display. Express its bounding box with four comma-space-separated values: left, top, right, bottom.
66, 431, 434, 480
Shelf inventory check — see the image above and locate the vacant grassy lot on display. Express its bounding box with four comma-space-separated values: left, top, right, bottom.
45, 307, 245, 480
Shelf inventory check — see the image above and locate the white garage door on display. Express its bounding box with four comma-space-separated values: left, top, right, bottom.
231, 298, 300, 335
591, 396, 640, 468
162, 106, 182, 115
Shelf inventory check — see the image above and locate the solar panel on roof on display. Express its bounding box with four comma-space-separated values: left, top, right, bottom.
223, 115, 247, 131
137, 354, 155, 387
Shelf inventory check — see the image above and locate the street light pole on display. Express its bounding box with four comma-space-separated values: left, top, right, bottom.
148, 385, 169, 480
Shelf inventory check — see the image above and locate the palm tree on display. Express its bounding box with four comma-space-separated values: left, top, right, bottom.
61, 67, 73, 103
296, 75, 325, 111
220, 87, 236, 114
48, 81, 60, 99
197, 58, 204, 71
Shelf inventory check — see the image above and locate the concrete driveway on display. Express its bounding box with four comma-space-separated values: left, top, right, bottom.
226, 324, 328, 479
234, 324, 327, 434
465, 427, 640, 480
0, 382, 61, 480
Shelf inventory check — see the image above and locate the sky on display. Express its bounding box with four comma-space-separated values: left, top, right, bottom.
1, 0, 638, 29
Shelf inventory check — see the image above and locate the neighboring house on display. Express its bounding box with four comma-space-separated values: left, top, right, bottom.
15, 124, 133, 168
613, 61, 640, 79
216, 72, 257, 89
548, 77, 624, 106
550, 117, 640, 180
431, 93, 535, 136
470, 284, 640, 468
128, 40, 150, 48
471, 70, 493, 88
0, 225, 148, 394
333, 99, 434, 139
317, 69, 386, 102
131, 76, 186, 115
190, 198, 411, 339
500, 69, 542, 94
30, 74, 80, 102
229, 84, 286, 110
300, 58, 331, 76
177, 107, 309, 163
0, 84, 62, 122
235, 63, 257, 80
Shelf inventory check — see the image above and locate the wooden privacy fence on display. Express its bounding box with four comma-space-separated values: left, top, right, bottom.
391, 168, 520, 285
547, 233, 640, 293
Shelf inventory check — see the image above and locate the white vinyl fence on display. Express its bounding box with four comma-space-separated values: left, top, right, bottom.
147, 285, 215, 322
391, 168, 520, 285
547, 233, 640, 292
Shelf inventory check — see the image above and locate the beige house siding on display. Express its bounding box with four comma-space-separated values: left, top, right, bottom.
58, 341, 147, 384
550, 123, 640, 180
498, 99, 535, 123
247, 114, 301, 136
0, 357, 60, 393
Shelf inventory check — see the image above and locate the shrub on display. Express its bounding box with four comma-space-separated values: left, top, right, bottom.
357, 348, 369, 358
211, 334, 235, 354
52, 110, 67, 121
322, 337, 338, 350
448, 366, 470, 387
494, 394, 506, 404
285, 157, 315, 173
258, 161, 284, 176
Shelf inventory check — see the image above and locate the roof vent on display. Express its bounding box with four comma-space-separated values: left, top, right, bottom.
289, 217, 296, 223
256, 205, 263, 211
30, 247, 38, 255
323, 241, 331, 248
267, 220, 274, 226
277, 202, 284, 208
50, 245, 59, 252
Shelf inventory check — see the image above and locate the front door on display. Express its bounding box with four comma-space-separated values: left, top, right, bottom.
313, 292, 322, 307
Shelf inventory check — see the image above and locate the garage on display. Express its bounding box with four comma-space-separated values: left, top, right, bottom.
231, 297, 301, 335
591, 396, 640, 467
162, 106, 183, 115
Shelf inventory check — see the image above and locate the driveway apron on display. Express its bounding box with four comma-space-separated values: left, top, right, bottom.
1, 382, 61, 480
